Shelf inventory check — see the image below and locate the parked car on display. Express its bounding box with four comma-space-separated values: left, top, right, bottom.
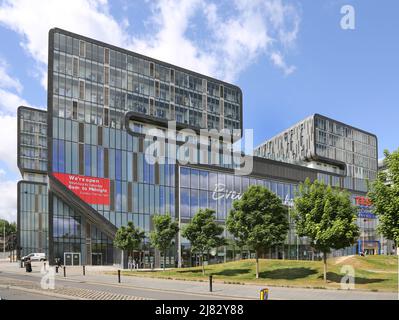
21, 253, 46, 262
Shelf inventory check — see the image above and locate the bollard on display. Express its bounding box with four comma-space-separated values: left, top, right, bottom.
209, 275, 213, 292
83, 265, 86, 276
118, 270, 121, 283
63, 266, 66, 278
260, 288, 269, 300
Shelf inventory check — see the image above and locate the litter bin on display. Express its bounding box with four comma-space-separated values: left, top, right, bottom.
25, 259, 32, 273
260, 288, 269, 300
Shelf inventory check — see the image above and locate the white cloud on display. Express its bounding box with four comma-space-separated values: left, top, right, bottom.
0, 178, 17, 222
0, 89, 30, 115
0, 0, 300, 85
0, 0, 130, 90
0, 56, 43, 116
0, 59, 23, 94
130, 0, 300, 81
270, 51, 296, 75
0, 64, 33, 224
0, 57, 30, 116
0, 115, 18, 175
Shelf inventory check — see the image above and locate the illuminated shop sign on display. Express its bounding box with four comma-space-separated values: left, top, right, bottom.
355, 196, 372, 207
212, 183, 242, 201
54, 173, 110, 205
211, 183, 295, 208
355, 196, 376, 219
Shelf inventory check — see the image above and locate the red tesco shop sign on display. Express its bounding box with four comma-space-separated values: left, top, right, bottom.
355, 196, 372, 207
54, 173, 110, 205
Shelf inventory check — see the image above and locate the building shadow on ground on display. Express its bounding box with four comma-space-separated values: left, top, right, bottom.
176, 269, 204, 274
322, 272, 385, 284
212, 268, 252, 276
259, 267, 318, 280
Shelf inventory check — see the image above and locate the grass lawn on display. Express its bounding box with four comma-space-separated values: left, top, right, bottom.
117, 255, 398, 292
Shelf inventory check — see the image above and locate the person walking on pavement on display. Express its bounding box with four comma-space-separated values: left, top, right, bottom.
25, 257, 32, 272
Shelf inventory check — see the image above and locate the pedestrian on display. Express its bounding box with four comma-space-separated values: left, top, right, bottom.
25, 258, 32, 273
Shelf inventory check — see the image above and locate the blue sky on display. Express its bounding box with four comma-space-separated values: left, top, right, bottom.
0, 0, 398, 221
242, 0, 399, 151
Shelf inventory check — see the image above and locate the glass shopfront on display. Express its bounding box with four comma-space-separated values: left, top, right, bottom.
179, 166, 300, 267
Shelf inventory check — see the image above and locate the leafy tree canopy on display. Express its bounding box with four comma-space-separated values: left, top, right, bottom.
182, 208, 225, 255
368, 149, 399, 245
113, 221, 145, 255
150, 214, 179, 253
0, 220, 16, 236
227, 185, 289, 254
293, 178, 359, 254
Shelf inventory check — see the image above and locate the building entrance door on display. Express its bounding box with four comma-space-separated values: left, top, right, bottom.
92, 253, 102, 265
64, 252, 81, 266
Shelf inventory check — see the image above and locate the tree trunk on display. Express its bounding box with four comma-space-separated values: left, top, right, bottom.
201, 255, 205, 275
255, 251, 259, 279
323, 251, 328, 283
163, 250, 166, 271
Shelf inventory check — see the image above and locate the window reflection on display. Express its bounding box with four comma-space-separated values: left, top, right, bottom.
180, 188, 190, 217
180, 167, 190, 188
179, 167, 298, 223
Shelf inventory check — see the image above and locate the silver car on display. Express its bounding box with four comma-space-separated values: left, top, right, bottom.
21, 253, 47, 262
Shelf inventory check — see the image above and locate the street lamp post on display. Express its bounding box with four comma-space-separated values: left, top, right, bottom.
362, 219, 367, 254
296, 235, 299, 261
3, 223, 5, 256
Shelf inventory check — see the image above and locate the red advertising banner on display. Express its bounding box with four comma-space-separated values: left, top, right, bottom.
54, 173, 110, 205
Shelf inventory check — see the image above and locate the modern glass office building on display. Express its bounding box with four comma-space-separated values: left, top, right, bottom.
17, 107, 49, 258
254, 114, 381, 255
17, 28, 384, 267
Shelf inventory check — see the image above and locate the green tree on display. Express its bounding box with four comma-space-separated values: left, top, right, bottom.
0, 220, 16, 251
368, 149, 399, 253
0, 220, 16, 236
226, 185, 289, 279
150, 214, 179, 270
182, 208, 225, 275
113, 221, 145, 266
292, 178, 359, 282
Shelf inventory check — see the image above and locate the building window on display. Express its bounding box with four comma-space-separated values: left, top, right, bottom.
79, 40, 86, 57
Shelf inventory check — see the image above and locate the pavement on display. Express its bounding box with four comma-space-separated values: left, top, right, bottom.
0, 261, 397, 300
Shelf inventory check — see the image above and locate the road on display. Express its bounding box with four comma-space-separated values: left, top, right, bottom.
0, 261, 397, 300
0, 287, 67, 300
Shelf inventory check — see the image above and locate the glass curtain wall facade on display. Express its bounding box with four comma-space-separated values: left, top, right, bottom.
178, 165, 386, 264
179, 166, 307, 266
50, 30, 241, 132
47, 28, 242, 265
17, 182, 49, 258
18, 107, 48, 175
17, 107, 49, 259
314, 115, 378, 192
52, 194, 114, 265
254, 114, 378, 194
